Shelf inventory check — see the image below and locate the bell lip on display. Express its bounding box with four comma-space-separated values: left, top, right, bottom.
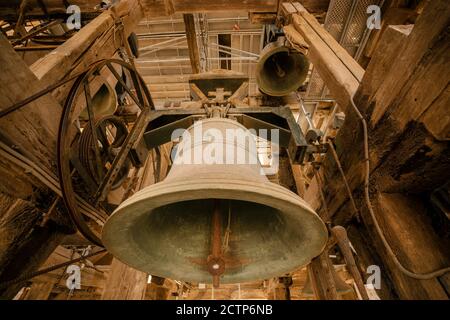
102, 178, 328, 284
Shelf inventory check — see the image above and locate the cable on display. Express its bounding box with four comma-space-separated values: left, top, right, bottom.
348, 98, 450, 280
327, 140, 359, 220
0, 249, 106, 289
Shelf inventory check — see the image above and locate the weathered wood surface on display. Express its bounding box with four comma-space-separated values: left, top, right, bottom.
0, 36, 70, 300
369, 0, 450, 126
283, 2, 364, 111
0, 0, 332, 21
0, 1, 143, 299
302, 0, 450, 299
366, 193, 449, 299
101, 258, 147, 300
31, 0, 144, 105
308, 253, 339, 300
0, 0, 278, 19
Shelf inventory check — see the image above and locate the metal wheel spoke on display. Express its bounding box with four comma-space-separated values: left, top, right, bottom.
106, 63, 145, 110
58, 59, 154, 247
83, 80, 104, 180
129, 69, 146, 110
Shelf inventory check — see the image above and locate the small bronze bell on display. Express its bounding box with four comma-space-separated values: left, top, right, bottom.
256, 38, 309, 97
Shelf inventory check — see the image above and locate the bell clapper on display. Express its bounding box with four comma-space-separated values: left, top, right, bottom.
221, 203, 232, 254
272, 56, 286, 78
207, 199, 226, 288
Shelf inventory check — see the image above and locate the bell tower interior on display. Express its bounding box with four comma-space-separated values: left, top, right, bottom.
0, 0, 448, 304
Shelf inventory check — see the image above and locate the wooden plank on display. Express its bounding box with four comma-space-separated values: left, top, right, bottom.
0, 0, 101, 19
0, 0, 279, 19
302, 0, 450, 299
419, 84, 450, 140
359, 25, 413, 98
292, 3, 364, 82
290, 14, 361, 111
0, 33, 61, 188
308, 253, 339, 300
388, 27, 450, 131
183, 14, 200, 74
31, 0, 143, 104
101, 258, 147, 300
31, 11, 114, 84
369, 0, 450, 126
362, 193, 449, 299
0, 1, 142, 299
308, 1, 450, 220
162, 0, 278, 13
24, 281, 56, 300
248, 12, 277, 25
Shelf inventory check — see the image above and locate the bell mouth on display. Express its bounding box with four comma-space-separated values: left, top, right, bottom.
102, 179, 328, 284
256, 46, 309, 97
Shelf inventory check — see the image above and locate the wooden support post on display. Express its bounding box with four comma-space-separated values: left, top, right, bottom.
0, 1, 144, 299
301, 0, 450, 299
308, 252, 339, 300
183, 14, 201, 74
267, 277, 292, 300
24, 281, 56, 300
13, 0, 29, 37
360, 193, 449, 299
282, 2, 364, 111
331, 226, 369, 300
290, 163, 306, 197
101, 258, 147, 300
368, 0, 450, 126
31, 0, 144, 104
0, 36, 70, 300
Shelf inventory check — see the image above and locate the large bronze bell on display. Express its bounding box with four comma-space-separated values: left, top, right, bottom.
256, 37, 309, 97
102, 117, 327, 285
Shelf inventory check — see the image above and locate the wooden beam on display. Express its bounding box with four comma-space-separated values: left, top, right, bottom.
0, 1, 101, 20
24, 281, 56, 300
360, 193, 449, 299
248, 12, 277, 25
142, 0, 278, 16
303, 0, 450, 299
359, 25, 412, 98
369, 0, 450, 126
284, 3, 364, 111
101, 258, 147, 300
308, 252, 339, 300
31, 0, 143, 104
0, 1, 143, 299
183, 14, 200, 74
291, 3, 364, 82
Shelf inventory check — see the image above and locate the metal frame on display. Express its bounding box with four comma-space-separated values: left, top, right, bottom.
143, 105, 309, 164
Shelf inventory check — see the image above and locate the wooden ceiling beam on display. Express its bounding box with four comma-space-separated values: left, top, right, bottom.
183, 13, 200, 74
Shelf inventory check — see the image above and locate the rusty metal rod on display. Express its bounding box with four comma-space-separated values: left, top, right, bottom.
327, 140, 359, 220
211, 200, 222, 258
0, 249, 107, 289
211, 199, 222, 288
0, 69, 88, 118
12, 19, 62, 45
